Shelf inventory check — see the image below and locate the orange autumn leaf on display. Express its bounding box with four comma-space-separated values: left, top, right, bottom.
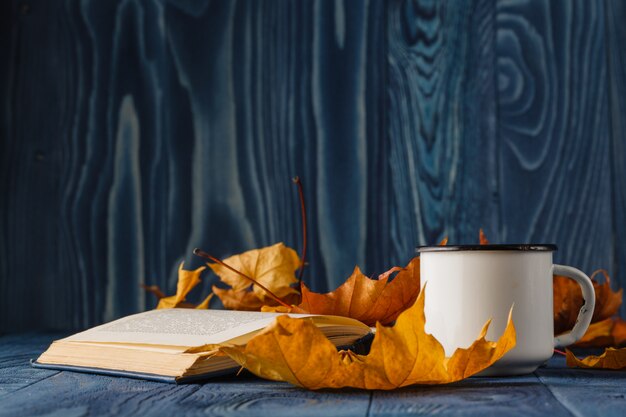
213, 287, 301, 312
292, 257, 421, 326
143, 263, 213, 309
575, 318, 616, 347
479, 229, 489, 245
141, 284, 166, 300
566, 347, 626, 370
613, 318, 626, 346
209, 243, 300, 306
575, 317, 626, 348
554, 269, 623, 336
590, 270, 623, 322
264, 238, 449, 324
220, 289, 516, 390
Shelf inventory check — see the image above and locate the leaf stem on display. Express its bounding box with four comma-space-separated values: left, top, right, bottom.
479, 228, 489, 245
292, 176, 307, 286
553, 349, 567, 357
193, 248, 291, 308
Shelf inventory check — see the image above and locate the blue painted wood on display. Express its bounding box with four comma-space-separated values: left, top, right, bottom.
0, 334, 372, 417
0, 0, 386, 331
4, 333, 626, 416
0, 333, 62, 397
1, 0, 625, 332
386, 0, 501, 258
495, 0, 614, 277
605, 0, 626, 317
535, 356, 626, 417
370, 375, 573, 417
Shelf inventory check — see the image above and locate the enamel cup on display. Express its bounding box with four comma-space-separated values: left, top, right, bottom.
417, 244, 595, 376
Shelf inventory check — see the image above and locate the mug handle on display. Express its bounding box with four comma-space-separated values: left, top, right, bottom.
553, 264, 596, 348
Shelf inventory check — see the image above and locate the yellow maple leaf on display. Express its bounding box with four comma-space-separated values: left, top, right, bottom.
220, 289, 516, 389
145, 262, 211, 309
566, 348, 626, 370
209, 243, 300, 303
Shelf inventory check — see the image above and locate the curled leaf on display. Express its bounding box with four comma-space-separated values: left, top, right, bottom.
143, 263, 210, 309
221, 289, 516, 390
566, 348, 626, 370
209, 243, 300, 304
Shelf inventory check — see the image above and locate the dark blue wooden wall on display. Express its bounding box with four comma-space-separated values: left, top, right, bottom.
1, 0, 625, 332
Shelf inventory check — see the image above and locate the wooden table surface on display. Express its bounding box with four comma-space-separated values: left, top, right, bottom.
2, 333, 626, 417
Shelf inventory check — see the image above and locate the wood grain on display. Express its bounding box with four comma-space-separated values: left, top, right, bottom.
5, 334, 626, 417
0, 372, 371, 417
605, 0, 626, 316
386, 0, 500, 261
369, 375, 573, 417
0, 0, 386, 332
0, 334, 371, 417
495, 0, 614, 275
535, 354, 626, 417
1, 0, 625, 332
0, 333, 61, 397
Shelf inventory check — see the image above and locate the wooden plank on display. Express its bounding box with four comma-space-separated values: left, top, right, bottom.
370, 374, 574, 417
0, 2, 16, 331
0, 333, 62, 397
386, 0, 501, 261
0, 0, 386, 333
0, 372, 371, 417
0, 0, 70, 332
6, 334, 626, 416
495, 0, 614, 277
605, 0, 626, 316
0, 333, 371, 417
536, 355, 626, 417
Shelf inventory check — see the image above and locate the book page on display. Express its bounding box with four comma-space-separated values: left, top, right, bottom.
64, 309, 321, 347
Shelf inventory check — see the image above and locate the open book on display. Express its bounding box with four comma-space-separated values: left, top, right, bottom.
33, 309, 371, 383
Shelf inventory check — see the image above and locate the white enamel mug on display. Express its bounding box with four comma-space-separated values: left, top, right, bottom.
418, 244, 595, 376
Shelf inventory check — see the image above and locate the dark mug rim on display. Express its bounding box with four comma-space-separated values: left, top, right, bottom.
416, 244, 557, 253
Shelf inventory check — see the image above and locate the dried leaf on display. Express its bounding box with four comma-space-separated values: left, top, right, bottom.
566, 348, 626, 370
554, 270, 623, 336
141, 284, 166, 300
479, 229, 489, 245
268, 257, 421, 326
220, 289, 516, 390
553, 275, 583, 335
213, 287, 301, 311
212, 287, 266, 311
613, 318, 626, 346
575, 317, 626, 348
141, 263, 210, 309
590, 270, 623, 323
209, 243, 300, 304
575, 318, 615, 347
158, 263, 208, 309
195, 293, 214, 310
